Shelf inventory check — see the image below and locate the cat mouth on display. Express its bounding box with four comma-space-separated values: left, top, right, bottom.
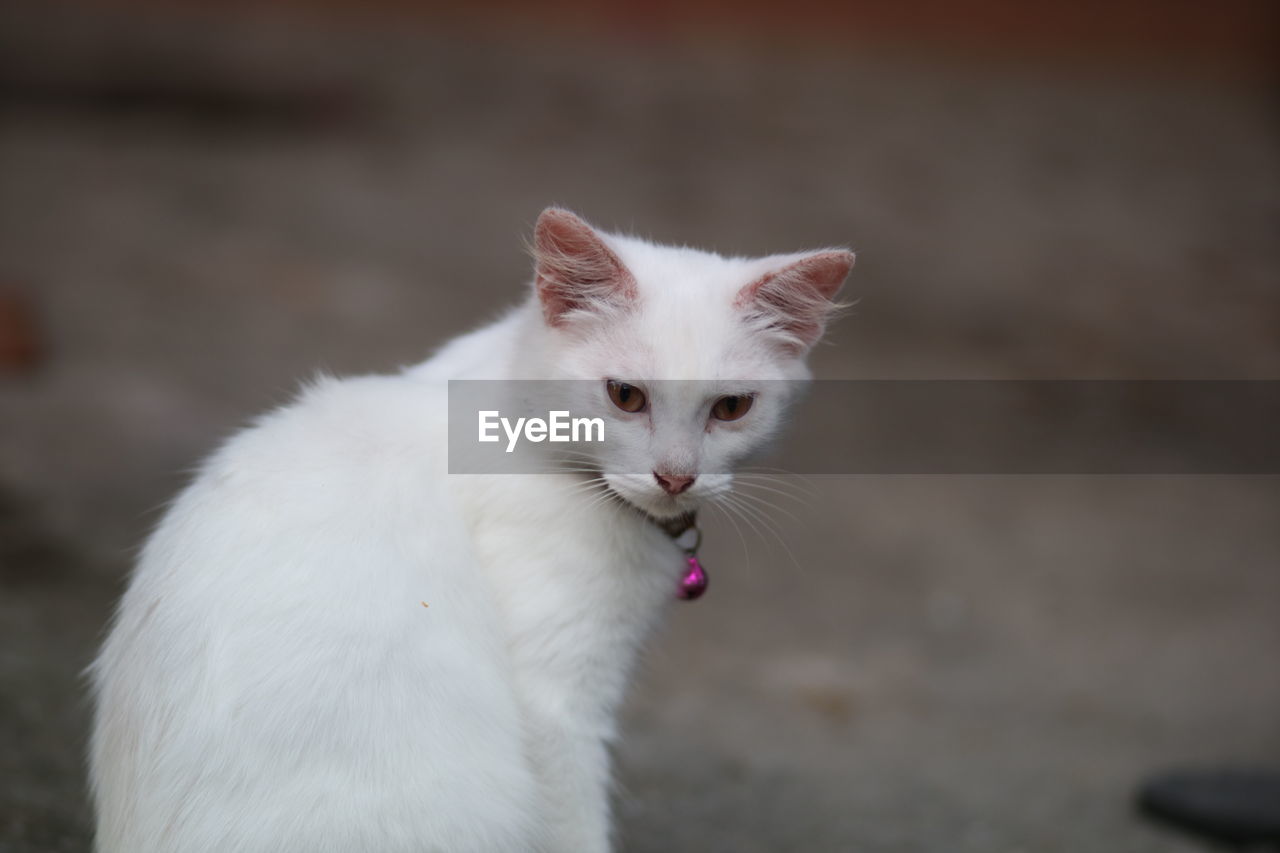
614, 484, 696, 521
582, 470, 695, 521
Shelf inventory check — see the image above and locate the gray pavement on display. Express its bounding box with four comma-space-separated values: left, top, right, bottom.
1, 6, 1277, 851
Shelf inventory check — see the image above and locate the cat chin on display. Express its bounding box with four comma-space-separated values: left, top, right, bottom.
631, 499, 697, 522
601, 476, 697, 521
617, 492, 697, 522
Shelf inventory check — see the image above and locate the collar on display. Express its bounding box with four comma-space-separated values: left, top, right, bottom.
650, 510, 707, 600
652, 510, 697, 541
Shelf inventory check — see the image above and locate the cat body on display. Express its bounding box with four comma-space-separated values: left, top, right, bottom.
89, 210, 852, 852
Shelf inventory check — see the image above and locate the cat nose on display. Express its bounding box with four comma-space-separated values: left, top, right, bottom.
654, 471, 696, 496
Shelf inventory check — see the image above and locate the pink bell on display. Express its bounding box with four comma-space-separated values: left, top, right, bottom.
677, 554, 708, 600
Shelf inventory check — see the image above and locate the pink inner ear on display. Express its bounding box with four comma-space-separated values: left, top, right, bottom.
735, 250, 854, 349
793, 251, 856, 299
534, 209, 636, 326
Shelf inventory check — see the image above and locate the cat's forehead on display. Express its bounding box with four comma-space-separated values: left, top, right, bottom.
578, 237, 782, 379
606, 234, 758, 294
565, 231, 816, 381
600, 297, 783, 382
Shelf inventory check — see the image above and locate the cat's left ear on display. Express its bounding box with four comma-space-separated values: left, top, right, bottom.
532, 208, 637, 327
736, 250, 855, 352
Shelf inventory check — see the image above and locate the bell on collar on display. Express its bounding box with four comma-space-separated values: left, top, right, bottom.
677, 554, 708, 600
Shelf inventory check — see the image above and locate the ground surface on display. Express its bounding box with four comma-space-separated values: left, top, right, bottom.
1, 5, 1278, 851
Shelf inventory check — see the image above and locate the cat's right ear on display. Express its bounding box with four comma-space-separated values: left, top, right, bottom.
532, 208, 637, 327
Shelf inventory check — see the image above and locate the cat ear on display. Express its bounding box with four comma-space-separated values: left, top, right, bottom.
533, 208, 637, 327
735, 250, 855, 352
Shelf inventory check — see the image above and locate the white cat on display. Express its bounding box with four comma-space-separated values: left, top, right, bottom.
88, 208, 853, 853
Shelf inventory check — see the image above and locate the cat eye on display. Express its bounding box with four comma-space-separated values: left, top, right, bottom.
606, 380, 647, 413
711, 394, 754, 422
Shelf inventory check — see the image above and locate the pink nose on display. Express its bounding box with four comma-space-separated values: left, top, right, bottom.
654, 472, 696, 495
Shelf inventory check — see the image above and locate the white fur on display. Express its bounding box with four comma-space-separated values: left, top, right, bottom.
89, 210, 851, 852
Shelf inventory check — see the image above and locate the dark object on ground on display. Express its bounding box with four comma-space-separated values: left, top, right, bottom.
0, 292, 41, 373
1137, 768, 1280, 847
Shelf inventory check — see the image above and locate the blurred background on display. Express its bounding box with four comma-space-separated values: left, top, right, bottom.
1, 1, 1278, 850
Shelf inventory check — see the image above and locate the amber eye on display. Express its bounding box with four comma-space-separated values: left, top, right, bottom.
711, 394, 754, 422
607, 380, 647, 413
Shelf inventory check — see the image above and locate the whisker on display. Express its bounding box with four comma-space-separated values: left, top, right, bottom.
733, 478, 810, 507
729, 488, 803, 525
707, 497, 754, 579
720, 491, 804, 576
737, 468, 817, 496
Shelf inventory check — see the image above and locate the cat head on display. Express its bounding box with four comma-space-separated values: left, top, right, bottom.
530, 207, 853, 519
